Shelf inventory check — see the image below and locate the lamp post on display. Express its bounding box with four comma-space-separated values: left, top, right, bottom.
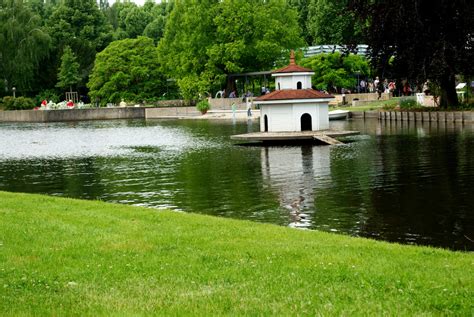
12, 87, 16, 98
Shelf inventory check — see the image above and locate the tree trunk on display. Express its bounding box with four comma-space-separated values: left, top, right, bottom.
439, 74, 458, 109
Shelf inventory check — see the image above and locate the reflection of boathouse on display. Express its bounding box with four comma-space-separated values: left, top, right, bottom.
261, 146, 331, 228
254, 51, 334, 132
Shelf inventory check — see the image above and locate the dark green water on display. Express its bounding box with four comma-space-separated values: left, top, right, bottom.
0, 118, 473, 251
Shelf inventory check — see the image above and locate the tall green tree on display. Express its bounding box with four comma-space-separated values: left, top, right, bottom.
300, 53, 370, 92
47, 0, 112, 83
289, 0, 312, 45
87, 37, 166, 104
351, 0, 474, 107
56, 46, 81, 93
159, 0, 304, 100
0, 0, 51, 94
124, 6, 153, 38
158, 0, 219, 100
307, 0, 365, 45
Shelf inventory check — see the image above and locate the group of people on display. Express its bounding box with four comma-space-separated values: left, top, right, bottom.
357, 77, 431, 99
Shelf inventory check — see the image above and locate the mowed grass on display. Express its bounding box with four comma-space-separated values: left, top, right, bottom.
0, 191, 472, 315
335, 98, 400, 112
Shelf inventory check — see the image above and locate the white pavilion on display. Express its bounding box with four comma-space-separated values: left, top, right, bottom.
254, 51, 334, 132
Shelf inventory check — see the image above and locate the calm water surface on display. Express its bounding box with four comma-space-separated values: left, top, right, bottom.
0, 118, 473, 251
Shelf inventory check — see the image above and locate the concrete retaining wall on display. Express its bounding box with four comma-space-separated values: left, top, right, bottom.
352, 110, 474, 123
145, 107, 200, 118
0, 107, 146, 123
331, 93, 390, 106
208, 97, 253, 110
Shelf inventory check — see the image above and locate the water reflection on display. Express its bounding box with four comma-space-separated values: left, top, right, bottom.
261, 146, 331, 229
0, 119, 473, 250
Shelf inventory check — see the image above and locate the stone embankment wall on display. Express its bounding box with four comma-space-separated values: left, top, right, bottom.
208, 97, 253, 110
0, 107, 145, 122
0, 99, 207, 122
145, 107, 200, 118
351, 111, 474, 123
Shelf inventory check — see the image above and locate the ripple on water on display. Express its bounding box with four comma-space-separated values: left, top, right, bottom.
0, 122, 218, 160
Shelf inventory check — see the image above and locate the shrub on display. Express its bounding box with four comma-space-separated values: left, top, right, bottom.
400, 98, 422, 110
2, 96, 36, 110
196, 100, 210, 114
36, 89, 60, 104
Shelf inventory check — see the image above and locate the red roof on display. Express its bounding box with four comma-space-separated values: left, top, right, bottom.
272, 50, 313, 74
273, 64, 314, 74
256, 89, 333, 101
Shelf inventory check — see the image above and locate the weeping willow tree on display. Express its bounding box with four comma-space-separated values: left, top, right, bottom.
0, 0, 51, 94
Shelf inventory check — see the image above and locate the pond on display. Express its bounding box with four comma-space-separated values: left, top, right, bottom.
0, 118, 473, 251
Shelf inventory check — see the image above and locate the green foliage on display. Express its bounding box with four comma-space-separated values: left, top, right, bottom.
300, 53, 370, 92
399, 98, 422, 110
351, 0, 474, 108
124, 6, 153, 38
159, 0, 303, 100
196, 99, 210, 114
143, 16, 166, 43
307, 0, 365, 45
47, 0, 112, 80
288, 0, 312, 45
0, 0, 51, 92
36, 89, 60, 104
87, 37, 166, 105
2, 96, 36, 110
56, 46, 81, 92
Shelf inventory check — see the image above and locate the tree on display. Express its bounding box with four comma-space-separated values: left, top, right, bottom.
56, 46, 81, 93
124, 7, 153, 38
47, 0, 112, 82
307, 0, 365, 45
144, 16, 166, 43
300, 53, 370, 92
289, 0, 312, 45
351, 0, 474, 107
0, 0, 51, 94
158, 0, 219, 100
159, 0, 304, 100
87, 37, 166, 104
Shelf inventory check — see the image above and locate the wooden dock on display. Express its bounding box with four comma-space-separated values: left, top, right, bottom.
231, 130, 359, 145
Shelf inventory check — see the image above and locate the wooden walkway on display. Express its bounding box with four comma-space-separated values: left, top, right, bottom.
231, 130, 359, 145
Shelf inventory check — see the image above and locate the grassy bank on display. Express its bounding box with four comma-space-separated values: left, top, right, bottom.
0, 191, 472, 315
334, 98, 400, 112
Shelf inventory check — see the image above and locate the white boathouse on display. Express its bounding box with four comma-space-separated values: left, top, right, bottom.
254, 51, 334, 132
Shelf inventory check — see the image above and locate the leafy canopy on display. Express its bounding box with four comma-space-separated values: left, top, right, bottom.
87, 37, 166, 104
307, 0, 365, 45
351, 0, 474, 107
301, 53, 370, 92
0, 0, 51, 93
159, 0, 304, 100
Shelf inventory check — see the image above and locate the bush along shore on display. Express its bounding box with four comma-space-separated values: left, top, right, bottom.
0, 191, 472, 315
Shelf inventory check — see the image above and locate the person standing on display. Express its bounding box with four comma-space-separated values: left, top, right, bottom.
377, 80, 384, 100
360, 79, 367, 93
374, 76, 380, 93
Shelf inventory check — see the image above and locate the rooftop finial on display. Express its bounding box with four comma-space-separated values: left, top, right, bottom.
290, 50, 296, 65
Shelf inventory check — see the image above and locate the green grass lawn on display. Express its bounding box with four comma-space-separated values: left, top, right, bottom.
0, 191, 472, 315
334, 98, 400, 112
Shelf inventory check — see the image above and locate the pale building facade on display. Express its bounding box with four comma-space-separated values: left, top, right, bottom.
255, 51, 334, 132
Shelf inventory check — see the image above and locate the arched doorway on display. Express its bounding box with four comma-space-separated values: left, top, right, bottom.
301, 113, 312, 131
264, 115, 269, 132
297, 81, 302, 89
